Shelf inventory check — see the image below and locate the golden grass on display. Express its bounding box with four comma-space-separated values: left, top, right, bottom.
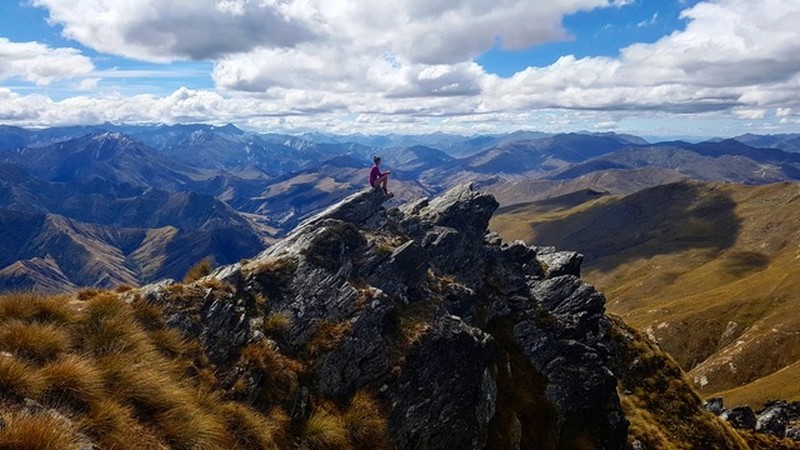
149, 328, 188, 358
156, 403, 229, 450
263, 311, 293, 334
609, 316, 751, 450
76, 287, 106, 301
0, 288, 293, 450
306, 320, 352, 357
0, 412, 83, 450
183, 257, 213, 283
0, 320, 72, 363
343, 391, 390, 450
300, 408, 351, 450
240, 342, 304, 405
220, 403, 284, 450
0, 292, 74, 325
0, 355, 45, 400
40, 355, 105, 410
491, 182, 800, 406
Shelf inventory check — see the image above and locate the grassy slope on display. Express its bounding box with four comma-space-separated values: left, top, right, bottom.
491, 181, 800, 407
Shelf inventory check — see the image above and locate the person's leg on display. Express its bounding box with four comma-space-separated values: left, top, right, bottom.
379, 174, 390, 194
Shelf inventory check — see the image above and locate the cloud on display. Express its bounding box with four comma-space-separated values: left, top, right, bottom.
6, 0, 800, 136
32, 0, 318, 61
0, 38, 94, 85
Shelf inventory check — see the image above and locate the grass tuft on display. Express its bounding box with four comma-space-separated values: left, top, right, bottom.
263, 311, 293, 334
184, 257, 214, 283
0, 412, 83, 450
240, 342, 304, 405
306, 319, 352, 357
0, 320, 72, 363
300, 408, 351, 450
40, 355, 106, 411
0, 292, 74, 325
343, 391, 390, 449
221, 402, 284, 450
0, 355, 45, 400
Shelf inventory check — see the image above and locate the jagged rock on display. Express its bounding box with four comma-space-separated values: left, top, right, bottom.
722, 405, 757, 430
537, 249, 584, 278
200, 292, 252, 364
513, 275, 627, 448
313, 298, 394, 398
388, 315, 496, 450
133, 182, 632, 449
756, 401, 789, 437
786, 426, 800, 440
302, 186, 387, 227
704, 397, 725, 415
402, 183, 498, 288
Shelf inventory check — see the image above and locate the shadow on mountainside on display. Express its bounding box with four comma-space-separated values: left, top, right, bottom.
527, 182, 740, 273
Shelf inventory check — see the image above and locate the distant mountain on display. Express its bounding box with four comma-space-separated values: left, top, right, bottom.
456, 133, 640, 175
241, 156, 431, 229
733, 133, 800, 153
0, 208, 265, 292
491, 180, 800, 407
1, 133, 198, 189
548, 140, 800, 184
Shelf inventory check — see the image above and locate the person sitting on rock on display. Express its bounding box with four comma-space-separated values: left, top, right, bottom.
369, 155, 393, 197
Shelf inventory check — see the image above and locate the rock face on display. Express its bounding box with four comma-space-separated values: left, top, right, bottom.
711, 398, 800, 441
139, 183, 629, 449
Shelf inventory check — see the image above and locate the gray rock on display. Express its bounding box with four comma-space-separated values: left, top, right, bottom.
388, 315, 496, 450
704, 397, 725, 415
313, 299, 394, 397
756, 401, 789, 437
722, 405, 757, 430
537, 250, 584, 278
786, 426, 800, 440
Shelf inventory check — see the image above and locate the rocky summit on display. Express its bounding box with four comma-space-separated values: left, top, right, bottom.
138, 183, 628, 449
5, 183, 791, 449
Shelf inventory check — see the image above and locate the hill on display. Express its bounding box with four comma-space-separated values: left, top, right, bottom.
491, 180, 800, 408
2, 185, 793, 449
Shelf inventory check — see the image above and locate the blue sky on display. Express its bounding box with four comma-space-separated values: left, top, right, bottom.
1, 0, 799, 137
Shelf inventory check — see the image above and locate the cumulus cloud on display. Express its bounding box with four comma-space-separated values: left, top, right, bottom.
7, 0, 800, 134
0, 38, 94, 85
32, 0, 318, 61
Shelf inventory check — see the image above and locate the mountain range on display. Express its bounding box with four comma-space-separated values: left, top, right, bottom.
2, 123, 800, 295
491, 180, 800, 409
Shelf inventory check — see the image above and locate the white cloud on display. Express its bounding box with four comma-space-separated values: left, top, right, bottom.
5, 0, 800, 135
32, 0, 318, 62
0, 38, 94, 85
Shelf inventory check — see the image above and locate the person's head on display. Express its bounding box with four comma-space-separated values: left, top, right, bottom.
373, 155, 381, 165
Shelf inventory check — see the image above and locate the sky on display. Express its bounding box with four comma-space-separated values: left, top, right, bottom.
1, 0, 800, 138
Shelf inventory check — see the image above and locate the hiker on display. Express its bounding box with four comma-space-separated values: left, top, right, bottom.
369, 156, 393, 197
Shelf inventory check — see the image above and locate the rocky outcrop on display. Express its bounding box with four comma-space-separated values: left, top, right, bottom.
709, 398, 800, 440
136, 183, 629, 449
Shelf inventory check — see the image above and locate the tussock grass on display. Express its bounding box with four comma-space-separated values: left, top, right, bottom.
263, 311, 293, 334
306, 319, 352, 357
300, 408, 351, 450
0, 292, 74, 324
0, 320, 72, 363
240, 342, 304, 405
40, 355, 105, 411
0, 289, 294, 449
149, 328, 188, 357
156, 403, 229, 450
343, 391, 390, 449
0, 355, 45, 400
76, 287, 105, 301
0, 412, 83, 450
184, 257, 214, 283
130, 298, 166, 331
220, 403, 285, 450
